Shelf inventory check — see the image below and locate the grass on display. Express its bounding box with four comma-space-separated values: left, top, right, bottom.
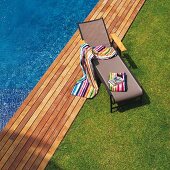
46, 1, 170, 169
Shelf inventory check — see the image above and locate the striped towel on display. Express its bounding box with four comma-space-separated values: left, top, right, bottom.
109, 72, 127, 92
71, 43, 117, 98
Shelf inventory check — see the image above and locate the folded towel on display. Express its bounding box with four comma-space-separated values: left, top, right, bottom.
109, 72, 127, 92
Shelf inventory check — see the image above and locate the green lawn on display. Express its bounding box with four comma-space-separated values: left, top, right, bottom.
46, 1, 170, 169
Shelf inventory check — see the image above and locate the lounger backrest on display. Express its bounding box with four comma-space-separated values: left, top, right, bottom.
78, 18, 111, 47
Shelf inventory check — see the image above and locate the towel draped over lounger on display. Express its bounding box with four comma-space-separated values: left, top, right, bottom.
71, 43, 117, 98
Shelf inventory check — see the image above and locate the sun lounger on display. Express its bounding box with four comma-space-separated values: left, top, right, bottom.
78, 18, 143, 112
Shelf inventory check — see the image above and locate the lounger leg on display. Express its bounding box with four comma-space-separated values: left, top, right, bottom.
110, 95, 115, 113
110, 95, 112, 113
140, 95, 143, 104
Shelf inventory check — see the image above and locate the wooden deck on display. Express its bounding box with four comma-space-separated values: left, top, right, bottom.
0, 0, 145, 169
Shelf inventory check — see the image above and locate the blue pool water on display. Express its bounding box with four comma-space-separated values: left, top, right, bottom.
0, 0, 97, 130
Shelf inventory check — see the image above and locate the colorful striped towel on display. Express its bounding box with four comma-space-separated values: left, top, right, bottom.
71, 43, 117, 98
109, 72, 127, 92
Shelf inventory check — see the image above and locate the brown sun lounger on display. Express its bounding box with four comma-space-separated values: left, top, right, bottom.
78, 18, 143, 112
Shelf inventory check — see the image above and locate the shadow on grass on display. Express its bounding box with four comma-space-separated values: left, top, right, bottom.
123, 53, 138, 69
117, 89, 150, 112
46, 159, 63, 170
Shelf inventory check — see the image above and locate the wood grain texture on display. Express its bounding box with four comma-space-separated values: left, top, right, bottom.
110, 33, 127, 51
0, 0, 145, 169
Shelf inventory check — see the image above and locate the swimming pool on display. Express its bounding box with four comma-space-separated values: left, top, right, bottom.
0, 0, 98, 130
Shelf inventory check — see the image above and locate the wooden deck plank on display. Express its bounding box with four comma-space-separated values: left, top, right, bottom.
104, 0, 121, 23
38, 97, 85, 170
111, 0, 136, 33
90, 0, 108, 20
115, 0, 143, 37
0, 36, 79, 146
0, 31, 79, 142
0, 46, 82, 167
106, 0, 124, 28
0, 44, 80, 153
119, 0, 145, 39
109, 0, 134, 33
4, 69, 82, 170
20, 97, 82, 170
0, 34, 81, 146
107, 0, 127, 31
97, 0, 113, 18
102, 0, 119, 19
25, 95, 81, 170
32, 98, 86, 170
0, 0, 145, 169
